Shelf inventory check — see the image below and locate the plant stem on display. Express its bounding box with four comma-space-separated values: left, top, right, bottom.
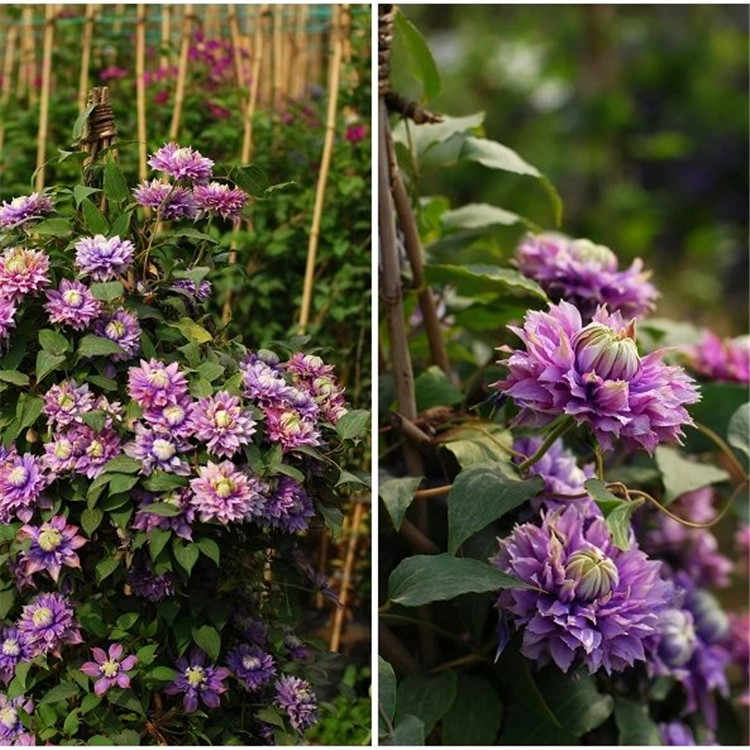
693, 421, 749, 483
594, 444, 604, 480
518, 416, 576, 472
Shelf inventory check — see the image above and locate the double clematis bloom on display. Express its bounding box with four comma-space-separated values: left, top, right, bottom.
274, 675, 318, 732
492, 505, 672, 674
148, 143, 214, 183
193, 182, 248, 219
74, 235, 134, 281
128, 359, 190, 409
0, 694, 35, 745
165, 649, 229, 712
132, 179, 197, 219
0, 452, 48, 523
262, 477, 315, 534
226, 644, 276, 691
495, 300, 700, 452
81, 643, 137, 695
687, 330, 750, 384
190, 461, 267, 524
17, 516, 87, 582
17, 593, 81, 658
44, 279, 102, 330
0, 247, 50, 301
188, 391, 256, 458
93, 308, 141, 361
0, 192, 53, 230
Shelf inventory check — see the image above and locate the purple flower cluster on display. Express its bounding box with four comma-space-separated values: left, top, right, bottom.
0, 451, 49, 523
0, 694, 35, 745
93, 308, 141, 361
74, 235, 134, 281
132, 489, 194, 540
170, 278, 212, 301
515, 233, 658, 321
133, 179, 197, 220
127, 562, 175, 602
148, 143, 214, 183
495, 300, 700, 452
263, 477, 315, 534
44, 279, 102, 330
687, 330, 750, 384
165, 649, 230, 712
493, 505, 672, 674
274, 675, 318, 732
0, 192, 53, 230
226, 644, 276, 691
0, 247, 50, 301
17, 516, 86, 583
17, 592, 81, 658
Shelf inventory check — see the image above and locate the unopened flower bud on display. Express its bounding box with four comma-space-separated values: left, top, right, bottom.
686, 589, 729, 644
565, 547, 619, 601
658, 608, 697, 667
574, 322, 640, 380
25, 428, 37, 443
568, 238, 617, 270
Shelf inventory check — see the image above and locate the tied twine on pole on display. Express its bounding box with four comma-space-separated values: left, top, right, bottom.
81, 86, 117, 171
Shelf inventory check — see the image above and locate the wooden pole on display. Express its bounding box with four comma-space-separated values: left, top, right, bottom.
135, 4, 147, 181
260, 7, 271, 106
298, 6, 343, 331
330, 501, 365, 652
78, 4, 96, 113
0, 24, 17, 167
240, 5, 264, 163
113, 3, 124, 35
160, 4, 171, 70
34, 5, 55, 191
294, 5, 308, 99
18, 7, 34, 102
169, 5, 193, 141
228, 6, 245, 93
272, 5, 283, 112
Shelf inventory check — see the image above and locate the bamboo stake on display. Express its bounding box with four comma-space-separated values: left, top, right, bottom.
0, 24, 17, 168
135, 4, 147, 181
34, 5, 55, 191
330, 502, 365, 652
77, 4, 96, 113
272, 5, 283, 111
113, 3, 124, 34
228, 6, 245, 93
298, 6, 343, 331
260, 7, 271, 106
18, 7, 34, 102
294, 5, 308, 98
160, 4, 171, 70
169, 5, 193, 141
241, 6, 264, 164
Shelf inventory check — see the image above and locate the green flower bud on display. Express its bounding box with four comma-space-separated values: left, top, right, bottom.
565, 547, 619, 601
574, 321, 639, 380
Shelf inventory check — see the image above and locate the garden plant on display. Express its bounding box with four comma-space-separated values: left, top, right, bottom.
378, 7, 749, 746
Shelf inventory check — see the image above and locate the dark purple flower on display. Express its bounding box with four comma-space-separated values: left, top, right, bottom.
0, 247, 50, 301
274, 675, 318, 732
17, 515, 87, 582
132, 489, 194, 540
44, 279, 102, 330
0, 192, 53, 230
0, 694, 35, 745
0, 629, 30, 684
515, 233, 658, 321
284, 634, 310, 661
128, 562, 175, 602
70, 425, 122, 479
687, 331, 750, 384
493, 505, 673, 674
99, 65, 128, 81
18, 592, 82, 658
495, 301, 700, 452
262, 478, 314, 534
170, 279, 212, 301
0, 295, 17, 343
659, 721, 695, 745
124, 424, 191, 475
190, 461, 267, 524
128, 359, 189, 410
0, 453, 48, 523
188, 391, 256, 458
133, 179, 197, 219
264, 407, 321, 452
193, 182, 248, 219
93, 308, 141, 361
345, 124, 367, 143
74, 235, 134, 281
226, 644, 275, 691
81, 643, 137, 695
148, 143, 214, 184
165, 649, 229, 712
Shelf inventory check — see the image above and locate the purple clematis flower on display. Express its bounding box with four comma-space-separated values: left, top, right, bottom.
170, 279, 212, 301
0, 629, 30, 684
18, 592, 82, 658
17, 515, 87, 582
0, 693, 35, 745
494, 300, 700, 452
226, 644, 275, 691
74, 235, 134, 281
687, 330, 750, 384
70, 425, 122, 479
143, 400, 195, 439
190, 461, 267, 524
0, 453, 48, 523
165, 649, 229, 712
133, 179, 197, 219
188, 391, 256, 458
263, 407, 321, 452
132, 489, 194, 540
0, 247, 50, 301
261, 477, 315, 534
127, 563, 175, 602
148, 143, 214, 183
124, 424, 191, 475
42, 380, 96, 429
128, 359, 189, 409
93, 308, 141, 361
659, 721, 695, 746
81, 643, 137, 695
0, 191, 53, 229
193, 181, 248, 219
44, 279, 102, 330
274, 675, 318, 732
0, 295, 17, 343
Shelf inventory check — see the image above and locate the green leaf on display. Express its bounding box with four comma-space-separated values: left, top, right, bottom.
149, 528, 172, 560
654, 446, 729, 503
414, 365, 463, 411
613, 697, 661, 745
35, 351, 66, 383
395, 671, 457, 736
39, 328, 69, 354
390, 715, 425, 746
95, 556, 119, 583
256, 706, 285, 729
442, 676, 502, 745
81, 507, 103, 536
16, 396, 43, 434
101, 455, 141, 474
32, 218, 72, 236
73, 184, 100, 207
173, 266, 211, 283
394, 9, 440, 100
116, 612, 140, 630
192, 625, 221, 661
388, 553, 528, 607
424, 264, 547, 300
147, 666, 178, 682
335, 409, 371, 440
77, 334, 123, 358
0, 370, 28, 386
7, 662, 30, 699
110, 211, 132, 237
81, 410, 106, 433
441, 203, 526, 231
728, 403, 749, 458
584, 478, 642, 551
392, 112, 485, 160
142, 472, 187, 492
0, 588, 15, 618
39, 681, 79, 705
440, 422, 515, 469
135, 644, 158, 666
197, 537, 220, 565
103, 160, 129, 203
80, 693, 101, 715
380, 476, 422, 532
90, 281, 124, 301
81, 198, 109, 234
63, 709, 79, 736
195, 360, 224, 382
141, 502, 181, 517
173, 540, 199, 574
379, 657, 397, 724
318, 504, 345, 541
170, 317, 212, 344
447, 463, 543, 554
231, 164, 270, 196
88, 374, 118, 392
107, 473, 138, 496
168, 227, 218, 243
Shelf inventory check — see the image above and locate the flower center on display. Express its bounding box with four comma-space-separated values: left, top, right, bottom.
54, 440, 73, 459
163, 405, 185, 425
38, 527, 62, 552
32, 607, 53, 627
152, 439, 176, 461
242, 655, 260, 671
574, 322, 639, 381
214, 409, 232, 428
2, 639, 19, 657
62, 289, 83, 307
57, 393, 75, 411
87, 440, 104, 458
148, 370, 169, 387
214, 478, 235, 497
565, 547, 619, 601
100, 659, 120, 678
164, 491, 181, 507
4, 253, 27, 273
185, 665, 206, 687
105, 320, 126, 340
7, 466, 28, 488
0, 707, 17, 729
280, 412, 301, 433
568, 238, 617, 270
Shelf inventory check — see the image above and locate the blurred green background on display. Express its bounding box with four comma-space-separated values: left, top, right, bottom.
402, 4, 748, 334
